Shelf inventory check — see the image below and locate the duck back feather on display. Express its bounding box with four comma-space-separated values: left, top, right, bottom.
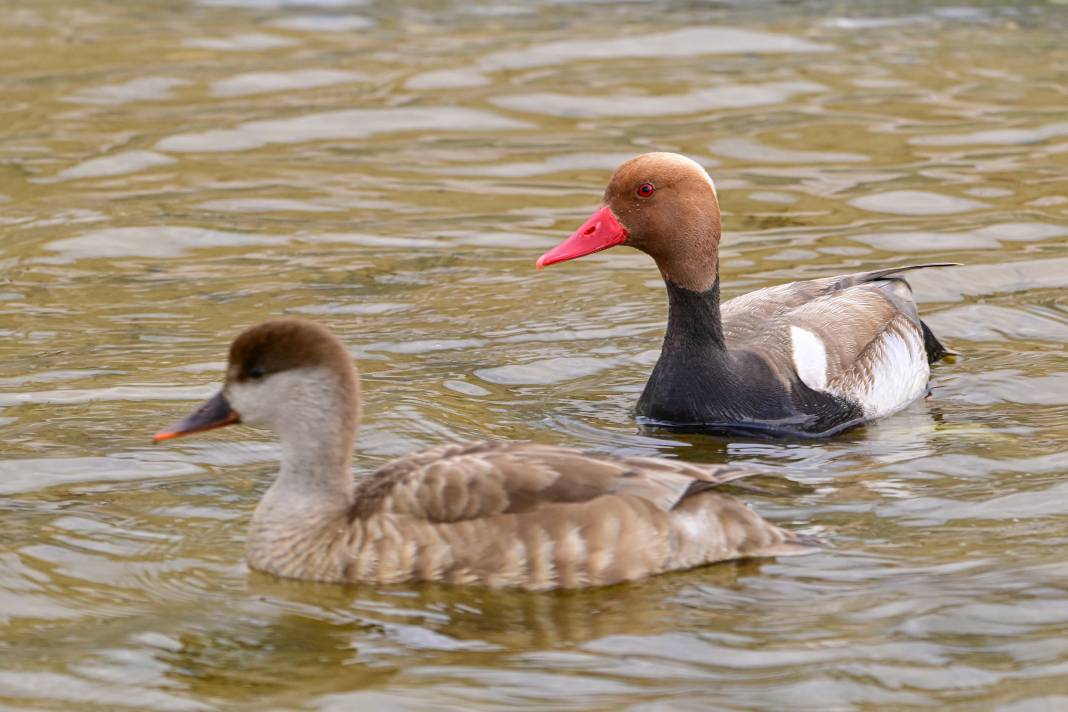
285, 441, 816, 590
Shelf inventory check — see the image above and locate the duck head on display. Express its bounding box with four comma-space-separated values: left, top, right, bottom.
154, 318, 360, 444
537, 152, 722, 292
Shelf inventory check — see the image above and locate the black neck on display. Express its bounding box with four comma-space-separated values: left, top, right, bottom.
662, 278, 726, 355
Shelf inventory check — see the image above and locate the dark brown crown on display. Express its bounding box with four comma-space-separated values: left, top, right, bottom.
227, 318, 355, 383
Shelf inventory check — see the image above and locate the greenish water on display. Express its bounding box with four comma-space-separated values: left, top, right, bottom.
3, 1, 1068, 709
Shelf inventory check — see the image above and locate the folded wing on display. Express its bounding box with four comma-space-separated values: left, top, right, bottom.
352, 440, 755, 522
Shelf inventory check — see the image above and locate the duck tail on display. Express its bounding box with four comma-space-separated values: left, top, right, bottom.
856, 262, 961, 283
852, 263, 961, 363
920, 319, 959, 363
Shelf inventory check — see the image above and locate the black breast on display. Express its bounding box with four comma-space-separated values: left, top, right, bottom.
635, 281, 865, 437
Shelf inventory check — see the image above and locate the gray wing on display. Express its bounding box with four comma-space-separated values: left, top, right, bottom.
721, 264, 951, 412
721, 263, 952, 346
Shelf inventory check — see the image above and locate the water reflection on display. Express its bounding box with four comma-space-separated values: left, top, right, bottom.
478, 26, 831, 70
493, 81, 826, 118
3, 0, 1068, 709
156, 107, 531, 153
210, 69, 366, 97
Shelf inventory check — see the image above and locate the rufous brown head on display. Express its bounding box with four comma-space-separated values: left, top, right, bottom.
537, 152, 722, 292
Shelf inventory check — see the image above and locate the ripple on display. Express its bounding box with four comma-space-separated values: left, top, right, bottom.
6, 2, 1068, 709
0, 369, 124, 388
194, 197, 337, 212
883, 479, 1068, 524
311, 232, 439, 248
210, 69, 366, 97
748, 191, 798, 204
197, 0, 366, 5
156, 107, 531, 153
405, 69, 491, 90
492, 81, 825, 118
820, 15, 930, 29
911, 121, 1068, 147
267, 15, 372, 32
442, 379, 491, 397
709, 138, 868, 163
363, 338, 488, 355
965, 187, 1014, 198
52, 151, 176, 181
475, 357, 617, 385
1001, 696, 1068, 712
290, 302, 410, 315
854, 223, 1068, 252
924, 304, 1068, 342
183, 33, 299, 51
441, 152, 641, 178
0, 671, 207, 712
480, 27, 831, 70
63, 77, 190, 106
907, 257, 1068, 301
939, 371, 1068, 407
45, 226, 284, 259
0, 586, 87, 622
849, 190, 988, 215
1028, 195, 1068, 207
0, 384, 214, 407
0, 455, 203, 495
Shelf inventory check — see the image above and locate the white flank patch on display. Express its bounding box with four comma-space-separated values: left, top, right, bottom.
794, 321, 930, 419
790, 326, 828, 390
850, 324, 930, 419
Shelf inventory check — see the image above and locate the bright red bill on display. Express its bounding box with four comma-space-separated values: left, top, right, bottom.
536, 205, 628, 269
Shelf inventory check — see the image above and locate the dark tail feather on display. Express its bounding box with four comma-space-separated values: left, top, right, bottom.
847, 262, 961, 286
921, 319, 957, 363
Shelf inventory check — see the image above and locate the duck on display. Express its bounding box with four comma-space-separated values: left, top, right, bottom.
536, 151, 955, 438
154, 318, 815, 590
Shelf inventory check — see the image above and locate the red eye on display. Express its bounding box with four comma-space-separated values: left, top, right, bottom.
637, 182, 655, 197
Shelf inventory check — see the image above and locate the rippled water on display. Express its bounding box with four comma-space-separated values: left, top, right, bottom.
3, 0, 1068, 709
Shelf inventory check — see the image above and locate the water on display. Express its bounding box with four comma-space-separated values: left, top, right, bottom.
3, 0, 1068, 708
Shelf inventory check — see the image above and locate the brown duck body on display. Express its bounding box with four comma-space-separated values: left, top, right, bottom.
248, 441, 811, 590
158, 319, 815, 591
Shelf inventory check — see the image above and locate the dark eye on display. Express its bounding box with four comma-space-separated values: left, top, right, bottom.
637, 182, 655, 198
248, 366, 265, 380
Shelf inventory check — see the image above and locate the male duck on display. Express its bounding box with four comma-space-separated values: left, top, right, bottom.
537, 152, 955, 438
156, 318, 814, 590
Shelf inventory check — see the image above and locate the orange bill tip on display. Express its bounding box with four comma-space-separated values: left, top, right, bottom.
153, 391, 239, 444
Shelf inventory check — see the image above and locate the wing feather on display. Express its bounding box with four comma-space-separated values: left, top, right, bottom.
351, 441, 755, 524
721, 265, 941, 398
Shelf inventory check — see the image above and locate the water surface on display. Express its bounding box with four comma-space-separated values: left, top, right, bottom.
3, 1, 1068, 709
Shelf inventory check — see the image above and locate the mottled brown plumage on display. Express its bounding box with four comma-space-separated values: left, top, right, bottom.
157, 319, 816, 590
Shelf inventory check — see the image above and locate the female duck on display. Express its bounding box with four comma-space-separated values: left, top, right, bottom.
156, 318, 813, 590
537, 152, 955, 437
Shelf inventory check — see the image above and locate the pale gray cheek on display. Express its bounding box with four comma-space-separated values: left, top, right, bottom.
228, 383, 271, 427
227, 368, 336, 432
